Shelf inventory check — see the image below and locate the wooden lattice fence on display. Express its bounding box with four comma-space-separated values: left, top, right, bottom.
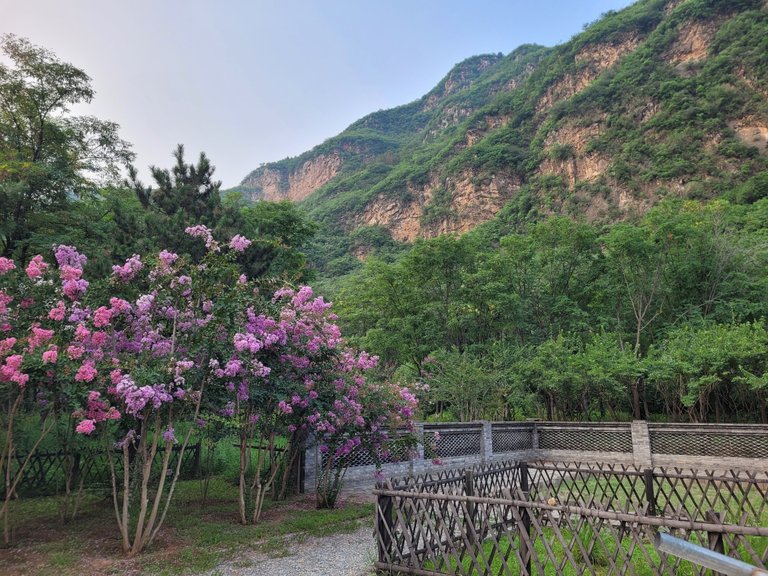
374, 459, 768, 575
4, 443, 201, 499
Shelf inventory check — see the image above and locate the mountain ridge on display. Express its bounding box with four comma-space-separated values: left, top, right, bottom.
235, 0, 768, 259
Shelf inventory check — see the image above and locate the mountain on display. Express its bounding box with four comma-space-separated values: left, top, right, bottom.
235, 0, 768, 257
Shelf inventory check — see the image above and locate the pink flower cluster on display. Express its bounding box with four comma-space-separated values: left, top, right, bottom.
184, 224, 218, 251
0, 257, 16, 275
229, 234, 252, 252
112, 255, 143, 282
115, 375, 174, 416
25, 255, 49, 279
0, 354, 28, 387
55, 245, 89, 301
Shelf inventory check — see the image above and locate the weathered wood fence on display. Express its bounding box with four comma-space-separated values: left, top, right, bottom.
304, 420, 768, 491
374, 459, 768, 575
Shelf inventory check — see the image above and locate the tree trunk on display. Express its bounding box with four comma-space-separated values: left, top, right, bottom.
630, 378, 642, 420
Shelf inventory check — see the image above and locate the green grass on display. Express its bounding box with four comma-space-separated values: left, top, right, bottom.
424, 527, 685, 576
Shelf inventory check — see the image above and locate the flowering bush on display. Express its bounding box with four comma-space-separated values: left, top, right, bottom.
0, 246, 94, 543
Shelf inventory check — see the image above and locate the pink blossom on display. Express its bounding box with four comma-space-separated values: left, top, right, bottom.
158, 250, 178, 266
42, 347, 58, 364
67, 345, 85, 360
63, 279, 89, 301
162, 427, 176, 444
25, 255, 49, 279
75, 419, 96, 435
74, 324, 90, 342
0, 257, 15, 275
112, 255, 143, 282
0, 337, 17, 355
91, 331, 107, 346
184, 224, 218, 250
229, 234, 252, 252
75, 360, 98, 382
93, 306, 112, 327
28, 326, 55, 351
0, 355, 27, 387
48, 301, 66, 321
0, 292, 12, 315
60, 265, 83, 281
109, 297, 132, 314
54, 245, 87, 269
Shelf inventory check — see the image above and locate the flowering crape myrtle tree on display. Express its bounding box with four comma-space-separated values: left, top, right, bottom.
61, 229, 254, 555
0, 251, 84, 543
219, 282, 419, 518
0, 228, 256, 554
310, 350, 418, 509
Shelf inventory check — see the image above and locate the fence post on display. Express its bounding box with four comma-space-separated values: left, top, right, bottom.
643, 468, 656, 516
518, 461, 532, 576
464, 470, 476, 547
706, 509, 726, 576
298, 448, 305, 494
377, 489, 394, 565
481, 421, 493, 464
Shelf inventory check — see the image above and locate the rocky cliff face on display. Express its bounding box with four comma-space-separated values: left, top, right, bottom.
358, 170, 521, 242
239, 153, 343, 203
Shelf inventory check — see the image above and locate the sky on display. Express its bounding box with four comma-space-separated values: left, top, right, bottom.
4, 0, 636, 188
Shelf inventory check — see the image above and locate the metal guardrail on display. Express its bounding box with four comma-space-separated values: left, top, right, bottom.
655, 532, 768, 576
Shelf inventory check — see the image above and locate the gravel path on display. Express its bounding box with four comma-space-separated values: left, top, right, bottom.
209, 523, 376, 576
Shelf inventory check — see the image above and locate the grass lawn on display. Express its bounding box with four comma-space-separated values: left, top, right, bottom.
0, 478, 374, 576
423, 525, 767, 576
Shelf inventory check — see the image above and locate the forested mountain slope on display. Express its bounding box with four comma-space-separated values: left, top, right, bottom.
236, 0, 768, 273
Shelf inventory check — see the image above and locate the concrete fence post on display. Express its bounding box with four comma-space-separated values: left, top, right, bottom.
631, 420, 653, 469
481, 421, 493, 463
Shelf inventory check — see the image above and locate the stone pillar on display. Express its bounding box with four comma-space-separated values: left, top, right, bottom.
480, 421, 493, 463
531, 421, 540, 452
631, 420, 653, 469
410, 423, 425, 475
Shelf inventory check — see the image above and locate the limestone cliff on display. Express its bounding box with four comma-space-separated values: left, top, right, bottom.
240, 154, 343, 203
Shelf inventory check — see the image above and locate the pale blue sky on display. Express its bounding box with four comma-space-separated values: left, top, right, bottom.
4, 0, 635, 186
